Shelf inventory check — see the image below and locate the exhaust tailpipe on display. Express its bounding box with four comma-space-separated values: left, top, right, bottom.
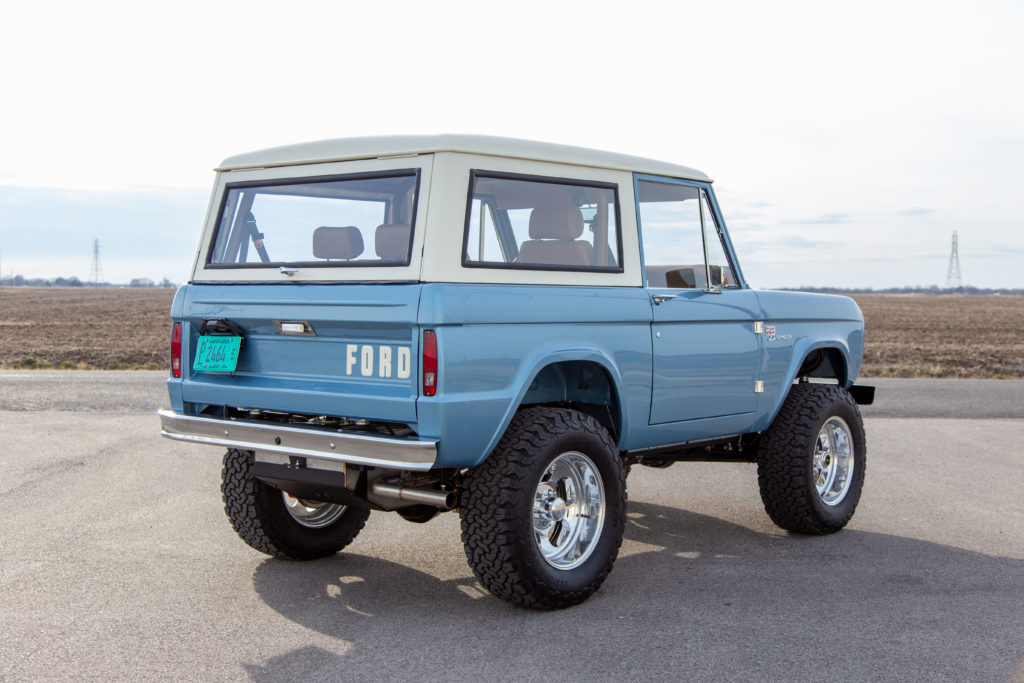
370, 480, 456, 509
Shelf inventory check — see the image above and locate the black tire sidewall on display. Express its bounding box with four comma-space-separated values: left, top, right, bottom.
517, 427, 626, 593
222, 448, 369, 559
802, 392, 866, 528
252, 481, 358, 552
757, 384, 868, 534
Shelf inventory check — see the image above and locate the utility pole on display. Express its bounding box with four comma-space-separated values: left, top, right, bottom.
945, 231, 963, 292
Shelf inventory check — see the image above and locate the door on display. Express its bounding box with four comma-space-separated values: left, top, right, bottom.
636, 176, 762, 425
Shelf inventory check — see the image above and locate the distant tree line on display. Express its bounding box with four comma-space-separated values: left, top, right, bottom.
781, 285, 1024, 295
127, 277, 177, 288
0, 275, 177, 288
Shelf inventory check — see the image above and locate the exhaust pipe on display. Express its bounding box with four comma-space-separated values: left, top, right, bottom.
371, 480, 456, 509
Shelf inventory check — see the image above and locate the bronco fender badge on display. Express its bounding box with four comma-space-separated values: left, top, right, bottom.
765, 325, 793, 342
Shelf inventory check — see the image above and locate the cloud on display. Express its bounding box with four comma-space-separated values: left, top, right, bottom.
782, 213, 851, 226
967, 245, 1024, 257
896, 208, 936, 217
735, 235, 834, 252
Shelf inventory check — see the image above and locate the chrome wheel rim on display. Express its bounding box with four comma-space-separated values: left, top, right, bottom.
282, 492, 347, 528
813, 417, 854, 506
532, 451, 606, 570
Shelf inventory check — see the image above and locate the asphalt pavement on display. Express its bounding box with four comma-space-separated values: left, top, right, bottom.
3, 371, 1023, 418
859, 377, 1024, 419
1, 371, 1022, 681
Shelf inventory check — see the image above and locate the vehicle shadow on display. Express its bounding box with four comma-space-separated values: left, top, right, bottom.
246, 501, 1024, 681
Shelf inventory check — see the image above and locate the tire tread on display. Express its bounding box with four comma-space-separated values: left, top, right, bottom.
757, 384, 866, 534
221, 449, 368, 560
459, 407, 626, 609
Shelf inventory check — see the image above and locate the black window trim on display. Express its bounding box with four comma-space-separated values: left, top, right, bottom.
203, 168, 422, 270
461, 169, 625, 274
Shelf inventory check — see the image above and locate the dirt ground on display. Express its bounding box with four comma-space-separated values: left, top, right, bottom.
852, 293, 1024, 378
0, 288, 175, 370
0, 288, 1021, 377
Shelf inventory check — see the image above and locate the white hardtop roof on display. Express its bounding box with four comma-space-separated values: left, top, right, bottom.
218, 134, 711, 182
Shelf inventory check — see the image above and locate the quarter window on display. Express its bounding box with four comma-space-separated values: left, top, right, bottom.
464, 172, 621, 271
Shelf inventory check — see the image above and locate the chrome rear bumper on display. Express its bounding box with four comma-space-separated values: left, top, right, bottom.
157, 409, 437, 471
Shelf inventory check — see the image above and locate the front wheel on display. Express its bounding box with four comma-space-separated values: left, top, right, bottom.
221, 449, 370, 560
459, 407, 627, 609
757, 384, 866, 534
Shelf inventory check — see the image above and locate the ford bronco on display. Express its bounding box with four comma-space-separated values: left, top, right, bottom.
158, 135, 873, 608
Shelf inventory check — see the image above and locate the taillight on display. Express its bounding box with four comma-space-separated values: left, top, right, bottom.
422, 329, 437, 396
170, 322, 182, 378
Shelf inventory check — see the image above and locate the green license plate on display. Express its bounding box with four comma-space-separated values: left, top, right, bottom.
193, 336, 241, 372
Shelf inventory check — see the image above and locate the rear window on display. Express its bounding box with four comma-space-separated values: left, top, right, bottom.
207, 171, 419, 268
463, 171, 622, 272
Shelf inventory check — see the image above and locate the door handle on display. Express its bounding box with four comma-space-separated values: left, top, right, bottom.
652, 294, 677, 305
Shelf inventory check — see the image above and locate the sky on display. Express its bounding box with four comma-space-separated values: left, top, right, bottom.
0, 0, 1021, 289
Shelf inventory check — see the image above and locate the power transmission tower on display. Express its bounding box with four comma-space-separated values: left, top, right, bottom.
90, 239, 103, 285
945, 231, 963, 291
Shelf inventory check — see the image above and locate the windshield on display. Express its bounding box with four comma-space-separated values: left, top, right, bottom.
207, 171, 419, 267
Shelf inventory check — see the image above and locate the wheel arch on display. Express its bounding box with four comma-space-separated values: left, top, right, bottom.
520, 359, 623, 437
796, 346, 849, 385
477, 351, 628, 465
760, 340, 853, 432
785, 339, 852, 387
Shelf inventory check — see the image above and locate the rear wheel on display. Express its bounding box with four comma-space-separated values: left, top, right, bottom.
460, 407, 627, 609
221, 449, 370, 560
757, 384, 866, 534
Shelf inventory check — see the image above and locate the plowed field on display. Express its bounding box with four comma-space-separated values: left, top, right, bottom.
0, 288, 174, 370
853, 293, 1024, 378
0, 288, 1022, 377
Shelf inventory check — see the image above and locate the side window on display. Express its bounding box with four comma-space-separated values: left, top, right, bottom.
699, 190, 737, 288
636, 179, 737, 289
463, 172, 621, 271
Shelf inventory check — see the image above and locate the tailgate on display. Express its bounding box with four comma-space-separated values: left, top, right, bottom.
176, 283, 422, 423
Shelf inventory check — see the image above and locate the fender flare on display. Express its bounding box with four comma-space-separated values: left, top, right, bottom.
476, 346, 628, 462
763, 337, 854, 428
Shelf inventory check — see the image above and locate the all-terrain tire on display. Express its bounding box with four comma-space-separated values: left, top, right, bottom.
459, 407, 627, 609
221, 448, 370, 560
757, 383, 866, 534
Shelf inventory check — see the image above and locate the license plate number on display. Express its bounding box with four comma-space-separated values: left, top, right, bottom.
193, 336, 241, 372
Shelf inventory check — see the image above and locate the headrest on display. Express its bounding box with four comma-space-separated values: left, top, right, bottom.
665, 268, 696, 289
375, 224, 411, 261
313, 226, 364, 260
528, 204, 584, 240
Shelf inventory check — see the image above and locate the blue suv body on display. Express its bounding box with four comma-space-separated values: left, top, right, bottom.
159, 135, 872, 608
